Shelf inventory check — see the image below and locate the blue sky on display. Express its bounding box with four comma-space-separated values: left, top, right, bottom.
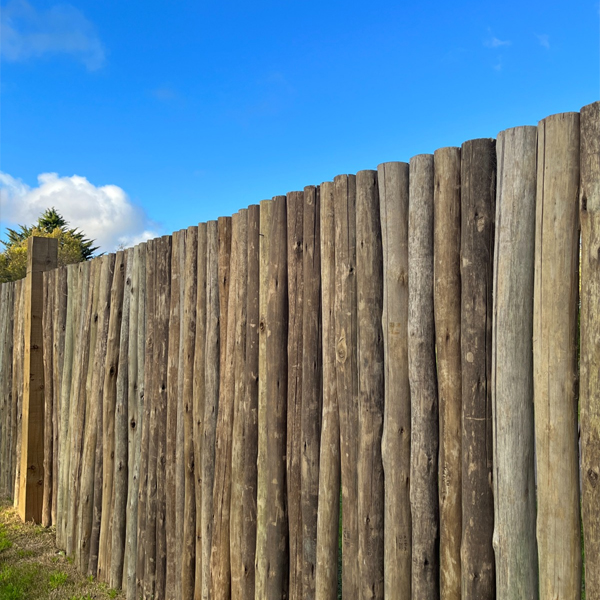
1, 0, 598, 251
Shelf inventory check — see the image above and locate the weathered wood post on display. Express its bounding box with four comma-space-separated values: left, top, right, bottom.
18, 236, 58, 523
534, 112, 581, 600
378, 161, 411, 600
580, 100, 600, 599
433, 147, 462, 600
492, 126, 538, 600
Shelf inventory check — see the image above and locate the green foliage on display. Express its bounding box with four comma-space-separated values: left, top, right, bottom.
0, 208, 99, 283
49, 571, 69, 589
0, 526, 12, 553
0, 565, 35, 600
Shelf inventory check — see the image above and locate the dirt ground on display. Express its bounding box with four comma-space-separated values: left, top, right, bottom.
0, 497, 124, 600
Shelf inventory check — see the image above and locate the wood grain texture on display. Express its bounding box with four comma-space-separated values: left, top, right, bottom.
265, 195, 289, 599
408, 154, 439, 600
42, 270, 54, 527
166, 230, 183, 599
287, 190, 304, 600
580, 100, 600, 600
300, 186, 322, 600
492, 126, 538, 600
201, 220, 220, 600
194, 223, 208, 600
534, 112, 581, 600
315, 181, 340, 600
460, 139, 496, 600
230, 209, 249, 600
211, 212, 239, 600
182, 226, 198, 600
110, 248, 133, 589
432, 147, 462, 600
19, 236, 58, 523
255, 199, 273, 600
378, 161, 412, 600
333, 174, 359, 600
356, 170, 385, 599
98, 251, 126, 582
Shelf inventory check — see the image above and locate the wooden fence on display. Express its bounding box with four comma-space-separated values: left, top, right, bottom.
0, 101, 599, 600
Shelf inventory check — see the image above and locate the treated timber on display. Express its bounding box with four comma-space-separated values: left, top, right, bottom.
193, 223, 208, 600
126, 243, 146, 597
98, 251, 126, 582
491, 126, 538, 600
432, 147, 462, 600
301, 185, 322, 600
42, 270, 54, 526
211, 213, 239, 600
67, 261, 94, 557
18, 236, 58, 523
378, 161, 411, 599
230, 210, 250, 600
534, 112, 581, 600
182, 226, 198, 600
78, 255, 113, 573
356, 170, 385, 599
287, 190, 304, 600
315, 181, 340, 600
166, 230, 183, 600
333, 174, 359, 600
201, 220, 220, 600
265, 195, 289, 599
460, 138, 496, 600
136, 240, 156, 594
89, 254, 117, 577
255, 199, 273, 600
154, 235, 172, 600
580, 100, 600, 599
12, 279, 25, 507
408, 154, 439, 599
175, 231, 187, 600
110, 248, 133, 589
56, 264, 75, 546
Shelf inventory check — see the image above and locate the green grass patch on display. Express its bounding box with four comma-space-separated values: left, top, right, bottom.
0, 564, 36, 600
49, 571, 69, 589
0, 526, 12, 553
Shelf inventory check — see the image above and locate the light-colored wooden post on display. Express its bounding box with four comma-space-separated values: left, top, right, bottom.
18, 236, 58, 523
534, 112, 581, 600
580, 100, 600, 599
492, 126, 538, 600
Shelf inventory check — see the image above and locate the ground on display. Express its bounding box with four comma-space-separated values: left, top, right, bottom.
0, 498, 124, 600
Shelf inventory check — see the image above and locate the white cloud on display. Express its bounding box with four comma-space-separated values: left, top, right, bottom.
0, 171, 161, 253
485, 36, 511, 48
536, 34, 550, 49
0, 0, 105, 70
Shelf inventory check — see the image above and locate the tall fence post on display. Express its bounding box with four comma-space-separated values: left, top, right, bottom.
18, 236, 58, 523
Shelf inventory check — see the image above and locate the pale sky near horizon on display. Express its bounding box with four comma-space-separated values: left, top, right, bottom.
0, 0, 598, 252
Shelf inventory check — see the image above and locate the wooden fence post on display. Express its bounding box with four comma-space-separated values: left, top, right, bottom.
18, 236, 58, 523
580, 100, 600, 599
534, 112, 581, 600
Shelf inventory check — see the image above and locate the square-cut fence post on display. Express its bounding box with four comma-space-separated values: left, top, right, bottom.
18, 236, 58, 523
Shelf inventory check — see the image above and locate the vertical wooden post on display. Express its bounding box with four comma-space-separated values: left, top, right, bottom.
460, 139, 496, 600
42, 269, 54, 527
534, 112, 581, 600
378, 161, 411, 600
492, 126, 538, 600
580, 100, 600, 598
315, 181, 340, 600
433, 147, 462, 600
18, 236, 58, 523
356, 169, 385, 598
287, 190, 304, 600
408, 155, 439, 600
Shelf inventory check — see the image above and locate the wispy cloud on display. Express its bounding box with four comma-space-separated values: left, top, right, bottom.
484, 36, 511, 48
152, 87, 177, 102
536, 34, 550, 49
0, 0, 105, 70
0, 172, 161, 252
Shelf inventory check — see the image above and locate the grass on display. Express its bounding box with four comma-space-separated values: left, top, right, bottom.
0, 498, 124, 600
